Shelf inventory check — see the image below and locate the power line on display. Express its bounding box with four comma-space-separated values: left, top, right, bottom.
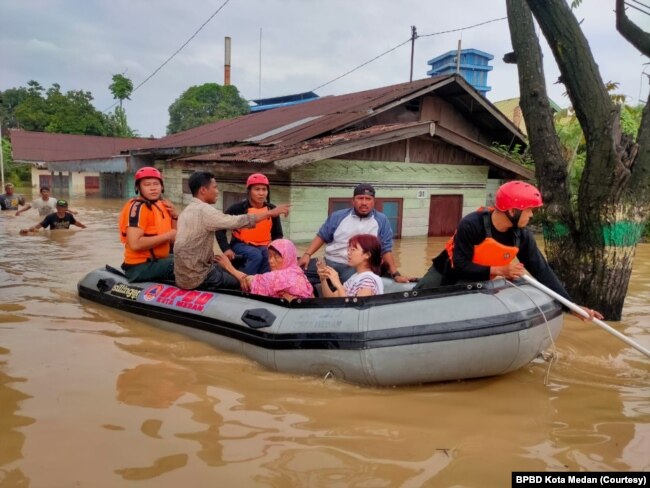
103, 0, 233, 112
418, 17, 507, 38
625, 0, 650, 15
310, 38, 412, 93
629, 0, 650, 12
309, 16, 508, 94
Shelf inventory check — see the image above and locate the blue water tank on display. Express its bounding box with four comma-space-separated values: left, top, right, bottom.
427, 48, 493, 96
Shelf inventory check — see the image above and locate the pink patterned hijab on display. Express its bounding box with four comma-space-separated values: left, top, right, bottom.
249, 239, 314, 299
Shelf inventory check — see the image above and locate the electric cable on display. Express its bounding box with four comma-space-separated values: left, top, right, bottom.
103, 0, 233, 112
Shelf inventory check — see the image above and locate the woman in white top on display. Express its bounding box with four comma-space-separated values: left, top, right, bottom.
317, 233, 384, 297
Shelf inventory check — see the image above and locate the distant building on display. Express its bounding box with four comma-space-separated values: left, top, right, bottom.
10, 130, 153, 197
250, 92, 319, 112
493, 97, 563, 136
427, 48, 494, 96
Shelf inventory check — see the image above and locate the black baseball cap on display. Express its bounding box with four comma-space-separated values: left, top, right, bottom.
353, 183, 376, 197
56, 199, 68, 207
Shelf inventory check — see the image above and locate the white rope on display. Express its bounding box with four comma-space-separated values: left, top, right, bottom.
505, 278, 558, 386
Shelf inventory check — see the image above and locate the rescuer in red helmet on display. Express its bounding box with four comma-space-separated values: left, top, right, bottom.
117, 166, 179, 282
413, 181, 602, 320
215, 173, 285, 275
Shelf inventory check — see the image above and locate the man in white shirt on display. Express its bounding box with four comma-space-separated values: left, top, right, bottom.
298, 183, 411, 284
16, 187, 59, 217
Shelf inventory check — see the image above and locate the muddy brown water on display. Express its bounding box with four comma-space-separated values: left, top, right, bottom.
1, 195, 648, 487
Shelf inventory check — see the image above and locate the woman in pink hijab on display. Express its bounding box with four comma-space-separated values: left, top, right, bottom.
215, 239, 313, 300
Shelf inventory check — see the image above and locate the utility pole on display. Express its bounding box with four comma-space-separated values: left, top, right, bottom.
258, 28, 263, 99
409, 25, 417, 82
0, 118, 5, 189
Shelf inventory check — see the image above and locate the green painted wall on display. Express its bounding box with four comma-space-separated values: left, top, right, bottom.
287, 159, 489, 242
161, 159, 491, 242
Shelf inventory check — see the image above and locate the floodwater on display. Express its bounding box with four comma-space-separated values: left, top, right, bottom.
1, 194, 648, 487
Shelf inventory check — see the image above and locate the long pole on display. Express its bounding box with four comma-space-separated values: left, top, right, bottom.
522, 275, 650, 358
409, 25, 417, 82
224, 36, 231, 86
0, 118, 5, 189
258, 28, 262, 99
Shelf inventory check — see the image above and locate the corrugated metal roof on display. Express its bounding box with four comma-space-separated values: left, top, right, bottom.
177, 120, 533, 179
136, 76, 461, 151
10, 130, 152, 163
179, 122, 434, 164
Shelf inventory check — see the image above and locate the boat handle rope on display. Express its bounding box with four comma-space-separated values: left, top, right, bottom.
505, 278, 557, 386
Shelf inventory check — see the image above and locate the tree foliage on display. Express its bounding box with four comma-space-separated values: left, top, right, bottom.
109, 74, 134, 108
0, 80, 131, 136
107, 74, 136, 137
554, 98, 643, 201
167, 83, 249, 134
1, 138, 30, 184
107, 106, 137, 138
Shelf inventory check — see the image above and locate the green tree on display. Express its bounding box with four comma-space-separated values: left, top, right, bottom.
1, 138, 30, 184
0, 86, 30, 131
42, 84, 109, 135
506, 0, 650, 319
1, 81, 125, 136
109, 74, 133, 109
167, 83, 249, 134
106, 106, 137, 137
108, 74, 136, 137
11, 81, 49, 132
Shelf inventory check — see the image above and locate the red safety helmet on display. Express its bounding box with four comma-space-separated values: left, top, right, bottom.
246, 173, 269, 188
134, 166, 164, 194
495, 181, 543, 211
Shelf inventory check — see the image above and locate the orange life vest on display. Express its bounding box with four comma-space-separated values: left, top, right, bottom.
119, 198, 173, 265
232, 206, 272, 246
445, 208, 520, 270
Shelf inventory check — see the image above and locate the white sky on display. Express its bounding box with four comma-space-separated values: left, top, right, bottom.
2, 0, 649, 138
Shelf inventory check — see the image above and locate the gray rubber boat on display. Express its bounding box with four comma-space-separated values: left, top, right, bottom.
78, 266, 564, 386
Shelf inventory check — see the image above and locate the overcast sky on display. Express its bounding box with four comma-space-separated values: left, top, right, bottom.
2, 0, 649, 138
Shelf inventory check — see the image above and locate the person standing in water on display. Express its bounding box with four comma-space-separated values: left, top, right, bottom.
20, 199, 86, 233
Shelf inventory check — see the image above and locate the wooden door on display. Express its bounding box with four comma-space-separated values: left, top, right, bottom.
428, 195, 463, 236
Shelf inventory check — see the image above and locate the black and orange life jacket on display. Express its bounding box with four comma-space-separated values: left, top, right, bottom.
119, 198, 173, 264
445, 208, 520, 271
232, 206, 272, 246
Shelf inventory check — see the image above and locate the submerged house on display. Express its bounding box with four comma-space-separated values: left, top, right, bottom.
129, 74, 531, 240
10, 130, 153, 197
11, 75, 532, 240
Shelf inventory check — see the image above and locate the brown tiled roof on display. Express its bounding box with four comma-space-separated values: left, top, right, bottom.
10, 130, 153, 162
